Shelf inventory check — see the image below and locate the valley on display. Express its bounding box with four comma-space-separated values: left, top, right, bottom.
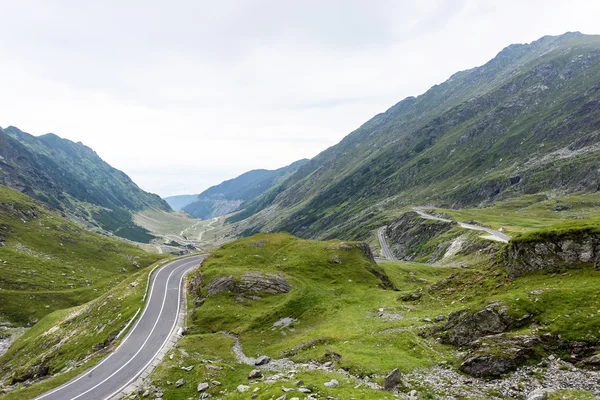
1, 30, 600, 400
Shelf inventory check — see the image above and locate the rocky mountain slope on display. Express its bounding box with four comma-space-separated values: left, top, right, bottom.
231, 32, 600, 240
0, 126, 171, 242
183, 159, 308, 219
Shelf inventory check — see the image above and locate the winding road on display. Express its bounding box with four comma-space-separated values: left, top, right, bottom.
35, 255, 206, 400
377, 227, 396, 261
413, 209, 510, 242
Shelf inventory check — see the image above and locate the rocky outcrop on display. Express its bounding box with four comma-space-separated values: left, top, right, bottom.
432, 302, 532, 347
501, 230, 600, 277
206, 272, 291, 296
386, 212, 456, 262
339, 242, 376, 263
459, 334, 542, 377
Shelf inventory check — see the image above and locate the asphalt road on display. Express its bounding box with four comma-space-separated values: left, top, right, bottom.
35, 255, 206, 400
377, 226, 396, 261
413, 209, 510, 242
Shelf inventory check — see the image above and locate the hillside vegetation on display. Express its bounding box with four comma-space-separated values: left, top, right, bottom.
0, 126, 170, 242
0, 185, 164, 327
0, 258, 168, 399
134, 233, 600, 399
230, 32, 600, 241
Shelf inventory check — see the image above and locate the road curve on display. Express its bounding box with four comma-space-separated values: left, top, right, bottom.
377, 226, 396, 261
35, 255, 206, 400
413, 209, 510, 242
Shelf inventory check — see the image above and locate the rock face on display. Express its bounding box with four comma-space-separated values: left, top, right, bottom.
206, 273, 291, 296
339, 242, 376, 263
459, 334, 541, 377
501, 230, 600, 277
436, 303, 530, 347
386, 212, 456, 262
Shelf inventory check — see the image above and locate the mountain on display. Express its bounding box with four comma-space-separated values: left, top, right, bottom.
183, 159, 309, 219
163, 194, 199, 210
0, 184, 162, 326
230, 32, 600, 240
0, 126, 171, 242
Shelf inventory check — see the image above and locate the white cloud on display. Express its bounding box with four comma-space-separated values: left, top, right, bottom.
0, 0, 599, 196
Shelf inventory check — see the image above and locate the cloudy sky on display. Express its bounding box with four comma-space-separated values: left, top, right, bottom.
1, 0, 599, 196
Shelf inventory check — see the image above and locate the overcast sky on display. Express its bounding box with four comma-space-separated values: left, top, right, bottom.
1, 0, 599, 197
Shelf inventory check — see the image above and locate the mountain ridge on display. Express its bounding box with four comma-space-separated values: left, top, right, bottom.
0, 126, 170, 242
183, 158, 308, 219
229, 32, 600, 239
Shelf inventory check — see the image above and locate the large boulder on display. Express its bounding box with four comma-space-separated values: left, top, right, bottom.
435, 302, 531, 347
459, 334, 542, 377
206, 273, 291, 296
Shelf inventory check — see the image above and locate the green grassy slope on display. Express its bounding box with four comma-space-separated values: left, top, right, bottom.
137, 233, 600, 399
231, 32, 600, 241
0, 185, 164, 326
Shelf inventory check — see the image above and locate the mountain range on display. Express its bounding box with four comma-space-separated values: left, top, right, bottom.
0, 126, 170, 242
229, 32, 600, 240
169, 159, 308, 219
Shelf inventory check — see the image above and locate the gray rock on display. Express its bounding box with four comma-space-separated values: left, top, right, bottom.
207, 273, 291, 296
526, 388, 548, 400
255, 355, 271, 366
276, 395, 287, 400
200, 394, 211, 399
282, 386, 294, 392
435, 314, 446, 322
175, 379, 185, 388
294, 380, 304, 386
237, 384, 250, 392
181, 365, 194, 371
324, 379, 339, 387
248, 369, 263, 379
197, 382, 209, 392
384, 368, 401, 391
586, 354, 600, 365
323, 361, 334, 368
459, 334, 540, 377
299, 387, 312, 393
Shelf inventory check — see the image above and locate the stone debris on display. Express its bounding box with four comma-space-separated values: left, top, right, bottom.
197, 382, 209, 392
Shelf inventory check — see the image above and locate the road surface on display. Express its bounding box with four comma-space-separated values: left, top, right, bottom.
377, 227, 396, 261
413, 209, 510, 242
36, 255, 206, 400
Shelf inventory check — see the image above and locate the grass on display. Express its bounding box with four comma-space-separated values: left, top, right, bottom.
433, 193, 600, 235
134, 232, 600, 399
0, 186, 165, 326
0, 257, 173, 399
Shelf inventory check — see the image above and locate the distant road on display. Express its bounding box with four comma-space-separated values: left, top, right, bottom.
413, 209, 510, 242
35, 255, 206, 400
377, 227, 396, 261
